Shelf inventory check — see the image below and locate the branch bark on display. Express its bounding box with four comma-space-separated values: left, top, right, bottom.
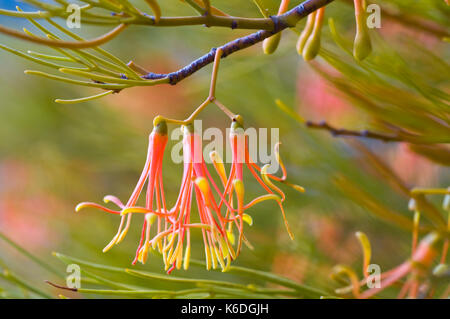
142, 0, 335, 84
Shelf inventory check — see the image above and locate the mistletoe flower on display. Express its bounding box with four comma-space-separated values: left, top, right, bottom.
123, 124, 235, 273
75, 118, 169, 264
218, 116, 304, 256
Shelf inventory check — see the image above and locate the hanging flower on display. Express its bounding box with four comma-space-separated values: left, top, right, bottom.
75, 118, 169, 264
123, 124, 235, 273
75, 114, 305, 273
218, 116, 304, 256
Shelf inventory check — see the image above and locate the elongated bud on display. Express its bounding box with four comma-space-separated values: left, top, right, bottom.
263, 33, 281, 55
303, 7, 325, 61
210, 150, 227, 186
353, 0, 372, 61
297, 11, 316, 56
262, 0, 289, 55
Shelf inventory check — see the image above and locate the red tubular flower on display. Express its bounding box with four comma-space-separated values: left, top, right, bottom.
218, 116, 300, 256
122, 124, 235, 272
167, 124, 235, 272
75, 118, 168, 264
75, 114, 304, 273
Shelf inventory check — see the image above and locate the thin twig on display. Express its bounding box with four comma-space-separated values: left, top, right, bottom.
305, 120, 402, 142
143, 0, 335, 85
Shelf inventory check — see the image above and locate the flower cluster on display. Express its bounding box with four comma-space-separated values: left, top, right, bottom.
76, 115, 304, 273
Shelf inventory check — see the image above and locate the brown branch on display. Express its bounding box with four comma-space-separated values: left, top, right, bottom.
305, 120, 402, 142
142, 0, 335, 85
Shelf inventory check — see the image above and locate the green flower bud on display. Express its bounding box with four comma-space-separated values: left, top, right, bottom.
353, 0, 372, 61
263, 33, 282, 55
302, 8, 324, 61
296, 12, 316, 56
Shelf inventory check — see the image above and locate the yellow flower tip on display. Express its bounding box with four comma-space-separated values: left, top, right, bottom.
103, 197, 110, 204
102, 245, 112, 253
209, 150, 227, 184
116, 227, 129, 244
232, 179, 245, 202
204, 245, 212, 271
355, 231, 371, 266
218, 237, 230, 259
226, 230, 235, 245
183, 245, 191, 270
138, 244, 150, 264
102, 236, 119, 253
292, 184, 305, 193
287, 230, 295, 241
194, 177, 212, 206
75, 202, 88, 212
242, 214, 253, 226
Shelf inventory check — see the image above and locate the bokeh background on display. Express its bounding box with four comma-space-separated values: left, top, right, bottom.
0, 0, 449, 298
